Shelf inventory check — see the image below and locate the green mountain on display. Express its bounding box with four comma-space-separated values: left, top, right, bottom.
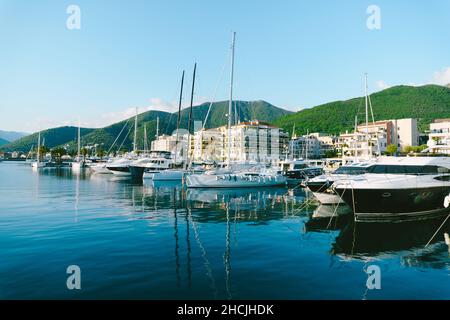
0, 130, 28, 142
0, 137, 9, 146
1, 100, 291, 152
0, 126, 95, 152
71, 100, 291, 152
273, 84, 450, 136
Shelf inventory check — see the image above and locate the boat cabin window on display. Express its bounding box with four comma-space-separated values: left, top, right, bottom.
368, 165, 450, 175
333, 166, 370, 175
293, 164, 308, 170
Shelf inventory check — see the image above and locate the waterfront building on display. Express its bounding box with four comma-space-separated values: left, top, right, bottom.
289, 134, 323, 159
338, 118, 418, 157
191, 120, 288, 165
427, 119, 450, 154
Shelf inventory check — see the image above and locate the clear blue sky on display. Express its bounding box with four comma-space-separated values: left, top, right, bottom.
0, 0, 449, 132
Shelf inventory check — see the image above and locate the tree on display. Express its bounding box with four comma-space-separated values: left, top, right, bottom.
386, 144, 398, 156
324, 149, 338, 158
97, 147, 105, 159
51, 147, 66, 164
403, 145, 413, 154
81, 147, 88, 161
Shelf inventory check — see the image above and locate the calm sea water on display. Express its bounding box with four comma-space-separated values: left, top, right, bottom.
0, 161, 449, 299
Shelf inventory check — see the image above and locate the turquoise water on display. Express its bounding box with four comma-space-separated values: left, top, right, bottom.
0, 162, 449, 299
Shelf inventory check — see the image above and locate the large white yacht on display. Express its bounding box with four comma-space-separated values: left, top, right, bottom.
106, 157, 137, 176
278, 159, 323, 184
333, 156, 450, 222
186, 165, 287, 188
305, 162, 374, 204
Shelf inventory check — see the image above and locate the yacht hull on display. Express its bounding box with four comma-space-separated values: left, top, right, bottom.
335, 186, 450, 222
129, 166, 145, 180
107, 166, 131, 176
144, 170, 184, 181
90, 164, 111, 174
312, 191, 343, 205
186, 173, 287, 188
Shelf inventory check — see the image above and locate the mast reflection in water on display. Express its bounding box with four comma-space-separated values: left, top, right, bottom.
1, 162, 449, 299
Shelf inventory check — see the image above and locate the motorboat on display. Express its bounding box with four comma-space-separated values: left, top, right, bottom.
186, 166, 287, 188
334, 156, 450, 222
106, 157, 136, 176
278, 159, 323, 184
305, 162, 374, 204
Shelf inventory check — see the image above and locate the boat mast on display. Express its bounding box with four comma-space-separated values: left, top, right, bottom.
354, 115, 358, 162
364, 73, 370, 159
185, 63, 197, 171
175, 71, 185, 164
77, 119, 81, 161
227, 32, 236, 168
156, 116, 159, 139
133, 107, 138, 153
37, 131, 41, 164
144, 124, 148, 154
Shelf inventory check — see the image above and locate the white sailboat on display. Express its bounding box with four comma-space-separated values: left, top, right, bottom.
31, 130, 45, 168
107, 108, 139, 176
72, 120, 86, 170
186, 32, 287, 188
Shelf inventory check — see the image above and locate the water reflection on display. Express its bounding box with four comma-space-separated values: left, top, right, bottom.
32, 167, 450, 275
332, 218, 450, 267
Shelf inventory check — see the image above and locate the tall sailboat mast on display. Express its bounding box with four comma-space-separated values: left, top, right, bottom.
156, 116, 159, 139
144, 124, 148, 153
37, 131, 41, 164
174, 70, 185, 164
133, 107, 138, 153
77, 119, 81, 160
364, 73, 370, 158
227, 32, 236, 168
185, 63, 197, 171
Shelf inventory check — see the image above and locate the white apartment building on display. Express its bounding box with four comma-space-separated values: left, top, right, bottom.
151, 132, 188, 163
339, 118, 418, 157
191, 121, 288, 165
392, 118, 419, 149
427, 119, 450, 154
289, 134, 323, 159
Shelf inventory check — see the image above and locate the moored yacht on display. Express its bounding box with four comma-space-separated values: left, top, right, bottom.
131, 151, 174, 180
305, 162, 374, 204
106, 157, 136, 176
334, 157, 450, 222
72, 122, 87, 170
186, 166, 287, 188
278, 159, 323, 184
31, 130, 47, 169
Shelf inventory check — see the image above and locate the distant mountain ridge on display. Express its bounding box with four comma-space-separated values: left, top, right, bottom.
273, 84, 450, 135
0, 130, 28, 142
0, 100, 292, 152
0, 137, 9, 146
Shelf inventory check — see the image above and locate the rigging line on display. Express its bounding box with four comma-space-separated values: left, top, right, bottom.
117, 124, 134, 153
326, 186, 346, 230
425, 213, 450, 247
106, 118, 131, 155
202, 54, 228, 130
